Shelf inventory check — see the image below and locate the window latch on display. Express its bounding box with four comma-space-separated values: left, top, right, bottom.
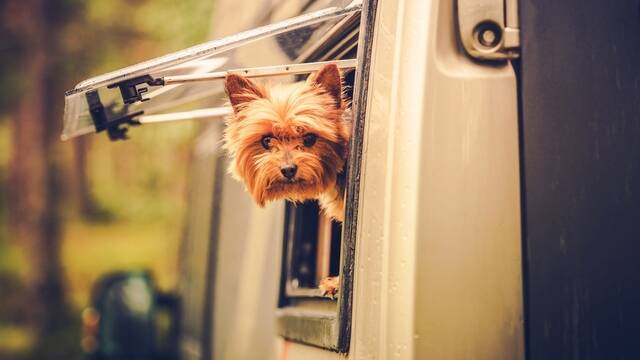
107, 75, 164, 105
457, 0, 520, 60
86, 90, 143, 141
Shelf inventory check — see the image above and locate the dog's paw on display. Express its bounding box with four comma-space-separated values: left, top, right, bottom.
319, 276, 340, 299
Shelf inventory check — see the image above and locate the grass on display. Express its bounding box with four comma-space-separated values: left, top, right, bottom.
61, 218, 182, 308
0, 326, 36, 355
0, 241, 27, 278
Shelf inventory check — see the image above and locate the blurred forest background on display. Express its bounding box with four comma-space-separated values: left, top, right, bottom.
0, 0, 214, 358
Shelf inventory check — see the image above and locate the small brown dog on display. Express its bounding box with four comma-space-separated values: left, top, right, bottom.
223, 64, 351, 221
223, 64, 349, 298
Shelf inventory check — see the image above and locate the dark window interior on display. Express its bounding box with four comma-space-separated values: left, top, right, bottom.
284, 201, 342, 292
288, 201, 320, 289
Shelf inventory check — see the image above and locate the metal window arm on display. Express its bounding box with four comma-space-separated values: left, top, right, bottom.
160, 59, 357, 85
107, 59, 358, 105
89, 59, 357, 141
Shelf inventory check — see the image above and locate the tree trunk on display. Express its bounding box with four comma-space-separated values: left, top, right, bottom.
72, 136, 102, 219
6, 0, 68, 333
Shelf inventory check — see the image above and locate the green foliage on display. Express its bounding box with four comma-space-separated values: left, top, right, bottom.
76, 0, 214, 299
87, 121, 198, 223
77, 0, 213, 76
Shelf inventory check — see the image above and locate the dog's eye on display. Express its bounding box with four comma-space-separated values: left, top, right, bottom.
261, 135, 273, 150
303, 133, 317, 147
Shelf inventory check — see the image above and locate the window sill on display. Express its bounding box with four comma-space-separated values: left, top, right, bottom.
276, 307, 340, 350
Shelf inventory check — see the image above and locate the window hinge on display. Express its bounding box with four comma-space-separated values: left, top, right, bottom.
457, 0, 520, 60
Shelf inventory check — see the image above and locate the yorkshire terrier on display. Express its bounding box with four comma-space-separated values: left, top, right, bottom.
223, 64, 350, 297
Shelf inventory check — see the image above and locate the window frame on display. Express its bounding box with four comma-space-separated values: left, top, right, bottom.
275, 0, 379, 352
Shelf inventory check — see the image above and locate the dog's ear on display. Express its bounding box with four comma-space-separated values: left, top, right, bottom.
308, 64, 342, 109
225, 74, 265, 113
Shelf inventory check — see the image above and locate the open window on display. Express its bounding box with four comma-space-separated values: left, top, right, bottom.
62, 1, 361, 141
62, 0, 373, 354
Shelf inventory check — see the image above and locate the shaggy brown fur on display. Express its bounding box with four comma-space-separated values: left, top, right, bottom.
223, 64, 351, 221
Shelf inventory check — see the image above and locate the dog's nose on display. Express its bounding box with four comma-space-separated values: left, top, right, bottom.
281, 164, 298, 179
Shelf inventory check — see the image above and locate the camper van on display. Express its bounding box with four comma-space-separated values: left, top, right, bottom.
66, 0, 640, 359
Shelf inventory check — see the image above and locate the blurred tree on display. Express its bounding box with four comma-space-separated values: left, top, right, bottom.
1, 0, 143, 352
1, 0, 142, 356
3, 0, 76, 348
1, 0, 213, 357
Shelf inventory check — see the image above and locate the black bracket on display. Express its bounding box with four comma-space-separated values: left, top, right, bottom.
86, 90, 143, 141
107, 75, 164, 105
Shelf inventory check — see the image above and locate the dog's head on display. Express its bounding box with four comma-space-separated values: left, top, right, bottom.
223, 64, 350, 206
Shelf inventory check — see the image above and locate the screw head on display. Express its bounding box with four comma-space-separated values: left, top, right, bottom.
473, 21, 503, 50
480, 29, 497, 46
